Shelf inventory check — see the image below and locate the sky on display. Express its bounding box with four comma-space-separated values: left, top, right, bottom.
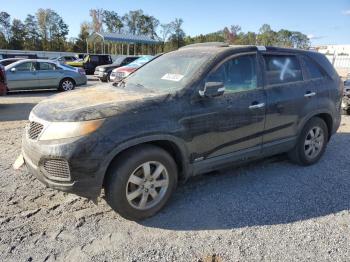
1, 0, 350, 45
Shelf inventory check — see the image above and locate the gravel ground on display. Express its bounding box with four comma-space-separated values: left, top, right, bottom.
0, 88, 350, 261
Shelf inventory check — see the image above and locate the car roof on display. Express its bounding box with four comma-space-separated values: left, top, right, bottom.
15, 59, 58, 63
178, 42, 313, 56
0, 58, 24, 61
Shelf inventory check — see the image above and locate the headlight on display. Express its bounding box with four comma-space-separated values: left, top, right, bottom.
39, 119, 104, 141
99, 68, 106, 72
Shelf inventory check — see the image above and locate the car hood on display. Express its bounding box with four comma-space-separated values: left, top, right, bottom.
112, 65, 137, 73
66, 61, 84, 67
96, 64, 121, 71
32, 86, 159, 122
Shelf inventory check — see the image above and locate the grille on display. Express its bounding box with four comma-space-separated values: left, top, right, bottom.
43, 159, 71, 181
28, 121, 44, 140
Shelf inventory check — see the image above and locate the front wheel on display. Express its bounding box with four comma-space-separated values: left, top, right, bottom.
288, 117, 328, 165
105, 145, 178, 220
59, 78, 75, 91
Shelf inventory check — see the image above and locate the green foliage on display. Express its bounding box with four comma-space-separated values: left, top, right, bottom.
103, 10, 123, 33
0, 8, 310, 53
9, 19, 26, 50
0, 11, 11, 48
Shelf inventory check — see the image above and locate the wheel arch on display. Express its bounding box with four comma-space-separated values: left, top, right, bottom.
298, 110, 333, 141
101, 136, 192, 188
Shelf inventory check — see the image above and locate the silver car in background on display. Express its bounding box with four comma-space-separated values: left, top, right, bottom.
5, 59, 87, 91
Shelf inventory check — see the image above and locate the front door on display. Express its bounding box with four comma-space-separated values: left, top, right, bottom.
6, 61, 39, 90
188, 53, 266, 160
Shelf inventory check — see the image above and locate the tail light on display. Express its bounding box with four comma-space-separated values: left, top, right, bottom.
0, 65, 6, 84
78, 68, 86, 75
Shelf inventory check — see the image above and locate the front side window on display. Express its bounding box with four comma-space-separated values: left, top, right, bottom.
207, 54, 258, 93
264, 55, 303, 85
15, 62, 35, 72
39, 62, 56, 71
303, 56, 324, 79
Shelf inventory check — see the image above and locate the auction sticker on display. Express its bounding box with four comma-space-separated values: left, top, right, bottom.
161, 73, 184, 82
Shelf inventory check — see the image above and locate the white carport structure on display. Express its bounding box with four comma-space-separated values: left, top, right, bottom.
86, 32, 161, 55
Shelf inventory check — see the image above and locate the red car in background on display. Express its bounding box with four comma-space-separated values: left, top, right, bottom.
0, 65, 7, 96
109, 55, 154, 82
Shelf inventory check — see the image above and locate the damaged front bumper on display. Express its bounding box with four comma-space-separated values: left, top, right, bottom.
21, 130, 106, 200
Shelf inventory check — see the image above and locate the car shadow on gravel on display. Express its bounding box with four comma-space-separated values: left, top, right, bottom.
142, 133, 350, 231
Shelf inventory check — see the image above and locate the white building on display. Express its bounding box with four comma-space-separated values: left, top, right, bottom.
314, 45, 350, 56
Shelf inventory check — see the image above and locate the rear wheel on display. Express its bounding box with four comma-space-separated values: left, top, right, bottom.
105, 145, 178, 220
59, 78, 75, 91
288, 117, 328, 165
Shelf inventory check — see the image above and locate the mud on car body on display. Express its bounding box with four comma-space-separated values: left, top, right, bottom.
21, 43, 342, 220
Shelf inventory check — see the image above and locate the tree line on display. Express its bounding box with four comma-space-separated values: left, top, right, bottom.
0, 8, 310, 54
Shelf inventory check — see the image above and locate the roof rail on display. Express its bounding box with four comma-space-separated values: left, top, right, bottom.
179, 42, 229, 50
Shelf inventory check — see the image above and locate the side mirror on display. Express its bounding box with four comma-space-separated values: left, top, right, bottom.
199, 82, 225, 97
10, 68, 16, 73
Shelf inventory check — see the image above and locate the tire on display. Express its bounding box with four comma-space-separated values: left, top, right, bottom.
105, 145, 178, 220
288, 117, 328, 166
58, 78, 76, 91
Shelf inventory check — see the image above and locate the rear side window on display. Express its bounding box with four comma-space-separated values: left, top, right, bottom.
302, 56, 324, 79
90, 56, 99, 63
264, 55, 303, 85
100, 56, 111, 64
39, 62, 56, 70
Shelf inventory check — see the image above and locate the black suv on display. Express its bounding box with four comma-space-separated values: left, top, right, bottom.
94, 56, 139, 82
21, 43, 342, 220
67, 54, 112, 75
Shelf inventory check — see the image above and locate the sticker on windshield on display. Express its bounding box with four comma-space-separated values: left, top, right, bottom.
161, 73, 184, 82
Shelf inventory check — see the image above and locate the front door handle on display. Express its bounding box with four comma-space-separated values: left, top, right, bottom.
304, 91, 316, 97
249, 103, 265, 109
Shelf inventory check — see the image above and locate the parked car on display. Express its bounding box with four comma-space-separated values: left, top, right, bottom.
110, 55, 154, 82
5, 59, 87, 91
50, 56, 78, 63
94, 56, 139, 82
21, 43, 342, 220
0, 64, 7, 95
0, 58, 25, 66
66, 54, 112, 75
0, 53, 37, 59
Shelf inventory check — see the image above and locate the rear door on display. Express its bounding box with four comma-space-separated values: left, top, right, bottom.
261, 52, 316, 146
6, 61, 39, 90
37, 62, 63, 88
189, 53, 267, 159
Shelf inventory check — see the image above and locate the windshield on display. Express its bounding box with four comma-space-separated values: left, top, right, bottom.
123, 51, 212, 94
113, 56, 127, 64
127, 56, 153, 67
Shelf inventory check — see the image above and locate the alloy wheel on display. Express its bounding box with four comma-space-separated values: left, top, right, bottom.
126, 161, 169, 210
304, 126, 325, 160
62, 80, 74, 91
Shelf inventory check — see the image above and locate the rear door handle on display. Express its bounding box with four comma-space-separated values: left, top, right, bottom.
249, 103, 265, 109
304, 91, 316, 97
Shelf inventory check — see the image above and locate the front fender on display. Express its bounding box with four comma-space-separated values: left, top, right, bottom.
95, 134, 192, 190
